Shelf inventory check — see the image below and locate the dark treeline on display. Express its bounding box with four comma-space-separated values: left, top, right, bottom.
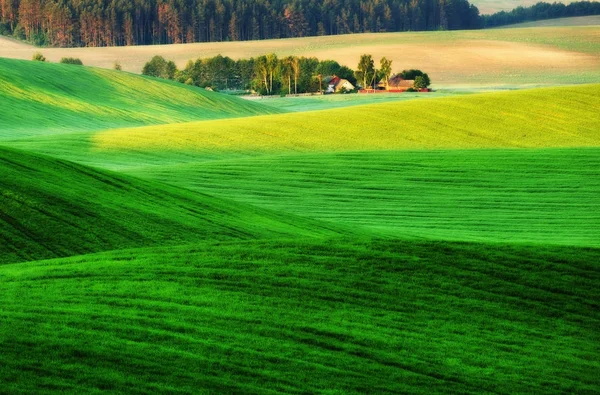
482, 1, 600, 27
0, 0, 481, 47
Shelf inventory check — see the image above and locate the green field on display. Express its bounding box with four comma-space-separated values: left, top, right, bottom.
1, 58, 599, 393
0, 58, 279, 138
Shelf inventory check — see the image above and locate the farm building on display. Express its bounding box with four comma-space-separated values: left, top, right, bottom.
325, 76, 355, 93
378, 74, 415, 92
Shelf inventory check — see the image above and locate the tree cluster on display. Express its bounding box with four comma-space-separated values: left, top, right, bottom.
145, 54, 357, 95
0, 0, 482, 47
143, 53, 429, 94
482, 1, 600, 27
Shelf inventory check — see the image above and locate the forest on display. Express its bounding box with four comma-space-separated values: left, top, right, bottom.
1, 0, 598, 48
0, 0, 481, 47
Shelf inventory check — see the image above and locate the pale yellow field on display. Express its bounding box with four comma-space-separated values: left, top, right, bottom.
2, 26, 600, 87
93, 84, 600, 154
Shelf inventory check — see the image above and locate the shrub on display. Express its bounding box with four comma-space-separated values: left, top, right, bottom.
60, 57, 83, 65
113, 61, 122, 71
32, 52, 46, 62
406, 87, 417, 92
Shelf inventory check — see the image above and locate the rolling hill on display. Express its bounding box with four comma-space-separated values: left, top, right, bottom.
0, 57, 281, 139
0, 146, 345, 265
0, 239, 598, 393
128, 149, 600, 246
91, 84, 600, 157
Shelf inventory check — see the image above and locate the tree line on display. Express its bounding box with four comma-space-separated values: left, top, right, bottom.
482, 1, 600, 28
0, 0, 481, 47
142, 53, 430, 94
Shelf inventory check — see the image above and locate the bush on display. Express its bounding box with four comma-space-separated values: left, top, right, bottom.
60, 57, 83, 65
32, 52, 46, 62
406, 87, 417, 92
113, 61, 122, 71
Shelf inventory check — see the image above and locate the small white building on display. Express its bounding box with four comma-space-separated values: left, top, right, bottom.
326, 75, 355, 93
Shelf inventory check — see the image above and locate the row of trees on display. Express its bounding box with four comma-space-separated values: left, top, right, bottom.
0, 0, 481, 47
142, 53, 430, 94
482, 1, 600, 28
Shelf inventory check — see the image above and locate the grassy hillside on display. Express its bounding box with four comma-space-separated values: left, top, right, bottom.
1, 239, 598, 393
2, 26, 600, 87
128, 149, 600, 247
0, 146, 345, 265
92, 85, 600, 157
0, 58, 281, 139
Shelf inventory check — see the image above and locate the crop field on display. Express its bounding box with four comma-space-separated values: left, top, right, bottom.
1, 56, 599, 393
1, 25, 600, 87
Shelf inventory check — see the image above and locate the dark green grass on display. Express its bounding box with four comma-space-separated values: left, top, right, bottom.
125, 149, 600, 247
0, 146, 346, 264
0, 238, 598, 393
0, 57, 281, 140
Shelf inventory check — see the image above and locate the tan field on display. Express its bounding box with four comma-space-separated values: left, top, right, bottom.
2, 25, 599, 87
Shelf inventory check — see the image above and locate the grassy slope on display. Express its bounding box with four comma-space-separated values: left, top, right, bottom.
90, 85, 600, 159
0, 146, 345, 265
0, 239, 598, 393
128, 149, 600, 247
0, 58, 281, 139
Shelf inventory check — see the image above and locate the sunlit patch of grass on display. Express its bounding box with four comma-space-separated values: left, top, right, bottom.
93, 84, 600, 153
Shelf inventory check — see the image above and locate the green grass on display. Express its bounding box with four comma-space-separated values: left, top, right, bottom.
86, 84, 600, 158
2, 57, 600, 393
0, 146, 346, 265
126, 149, 600, 247
0, 58, 281, 140
0, 238, 598, 393
254, 90, 469, 112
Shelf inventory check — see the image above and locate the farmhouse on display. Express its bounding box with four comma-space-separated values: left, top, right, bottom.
325, 75, 355, 93
379, 74, 415, 92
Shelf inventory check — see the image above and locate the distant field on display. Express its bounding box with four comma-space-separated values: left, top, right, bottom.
500, 15, 600, 28
2, 25, 600, 87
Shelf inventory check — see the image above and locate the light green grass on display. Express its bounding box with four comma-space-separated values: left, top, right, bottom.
89, 85, 600, 157
253, 91, 469, 112
0, 239, 598, 393
0, 58, 281, 140
126, 149, 600, 247
0, 146, 346, 265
